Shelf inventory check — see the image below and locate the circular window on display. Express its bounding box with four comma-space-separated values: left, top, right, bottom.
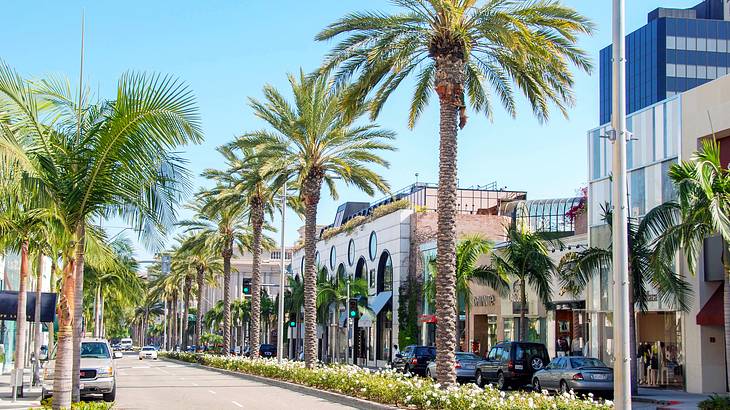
329, 246, 337, 270
315, 251, 320, 268
347, 239, 355, 266
368, 231, 377, 261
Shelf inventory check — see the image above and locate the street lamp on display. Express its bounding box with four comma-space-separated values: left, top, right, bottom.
611, 0, 632, 408
277, 179, 287, 363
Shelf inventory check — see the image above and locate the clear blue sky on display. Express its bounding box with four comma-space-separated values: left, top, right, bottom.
0, 1, 700, 261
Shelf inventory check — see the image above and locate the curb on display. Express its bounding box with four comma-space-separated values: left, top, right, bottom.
161, 357, 398, 410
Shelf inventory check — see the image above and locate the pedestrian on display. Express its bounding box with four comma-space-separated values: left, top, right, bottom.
392, 344, 400, 359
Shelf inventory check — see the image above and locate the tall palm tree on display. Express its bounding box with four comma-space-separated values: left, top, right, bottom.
179, 196, 254, 355
561, 205, 691, 394
654, 140, 730, 388
242, 71, 395, 368
0, 62, 202, 408
202, 145, 280, 359
484, 224, 556, 342
316, 0, 593, 385
425, 235, 510, 351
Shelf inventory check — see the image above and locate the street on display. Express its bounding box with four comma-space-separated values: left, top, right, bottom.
113, 354, 355, 410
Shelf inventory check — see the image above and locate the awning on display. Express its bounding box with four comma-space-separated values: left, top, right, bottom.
369, 291, 392, 316
358, 310, 375, 328
697, 285, 724, 326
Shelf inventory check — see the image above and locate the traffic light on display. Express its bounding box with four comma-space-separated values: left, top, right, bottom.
242, 278, 251, 295
348, 298, 359, 319
289, 320, 296, 328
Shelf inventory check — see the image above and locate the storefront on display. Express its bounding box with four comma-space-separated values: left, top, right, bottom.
636, 311, 684, 388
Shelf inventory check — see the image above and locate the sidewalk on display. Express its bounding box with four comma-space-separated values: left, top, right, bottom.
632, 387, 712, 409
0, 368, 42, 409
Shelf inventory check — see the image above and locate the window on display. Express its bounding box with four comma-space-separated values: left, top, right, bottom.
377, 251, 393, 292
503, 318, 514, 342
686, 37, 696, 51
487, 348, 496, 361
708, 66, 718, 79
687, 65, 697, 79
666, 35, 676, 49
662, 160, 678, 203
300, 257, 304, 275
666, 63, 676, 77
368, 231, 377, 261
697, 37, 707, 51
315, 251, 320, 267
697, 65, 707, 79
80, 342, 110, 359
708, 38, 717, 52
676, 64, 686, 77
676, 36, 686, 50
347, 239, 355, 266
630, 168, 646, 217
329, 245, 336, 270
720, 66, 728, 77
719, 39, 728, 53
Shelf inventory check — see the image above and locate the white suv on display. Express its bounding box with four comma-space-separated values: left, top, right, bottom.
138, 346, 158, 360
42, 338, 122, 402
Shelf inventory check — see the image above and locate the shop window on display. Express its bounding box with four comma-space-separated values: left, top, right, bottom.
377, 251, 393, 293
503, 318, 514, 342
376, 305, 392, 361
487, 315, 497, 351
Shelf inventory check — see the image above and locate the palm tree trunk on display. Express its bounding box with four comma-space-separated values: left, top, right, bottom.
520, 279, 527, 342
13, 240, 29, 393
182, 276, 192, 349
433, 52, 464, 387
302, 174, 323, 368
222, 244, 233, 356
195, 266, 205, 350
53, 225, 81, 410
71, 224, 86, 403
47, 257, 57, 356
33, 253, 43, 386
250, 202, 264, 359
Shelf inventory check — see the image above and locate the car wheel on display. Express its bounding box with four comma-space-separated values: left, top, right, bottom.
496, 372, 507, 391
532, 377, 541, 392
475, 370, 484, 388
153, 357, 158, 360
529, 355, 545, 371
559, 380, 569, 394
139, 357, 143, 360
103, 384, 116, 402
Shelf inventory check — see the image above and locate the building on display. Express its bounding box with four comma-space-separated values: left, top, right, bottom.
291, 182, 525, 367
599, 0, 730, 124
588, 70, 730, 393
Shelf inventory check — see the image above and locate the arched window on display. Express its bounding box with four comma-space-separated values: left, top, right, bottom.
315, 251, 320, 268
377, 251, 393, 293
300, 257, 305, 275
336, 263, 347, 285
329, 245, 337, 270
369, 231, 378, 261
355, 257, 368, 282
347, 239, 355, 266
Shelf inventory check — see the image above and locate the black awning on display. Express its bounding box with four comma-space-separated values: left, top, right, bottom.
0, 291, 57, 322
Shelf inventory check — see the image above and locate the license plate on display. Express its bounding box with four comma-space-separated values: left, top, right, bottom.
265, 352, 271, 356
514, 364, 524, 370
79, 383, 85, 390
592, 374, 608, 380
464, 364, 475, 369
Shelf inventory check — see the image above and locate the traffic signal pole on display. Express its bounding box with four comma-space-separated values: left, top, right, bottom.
346, 279, 350, 365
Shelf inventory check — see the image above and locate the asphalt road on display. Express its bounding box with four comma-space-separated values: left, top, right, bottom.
113, 353, 356, 410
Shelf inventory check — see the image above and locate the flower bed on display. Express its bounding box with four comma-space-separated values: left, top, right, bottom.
163, 352, 612, 409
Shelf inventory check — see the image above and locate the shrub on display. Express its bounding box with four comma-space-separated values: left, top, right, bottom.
38, 397, 114, 409
162, 352, 612, 409
699, 394, 730, 410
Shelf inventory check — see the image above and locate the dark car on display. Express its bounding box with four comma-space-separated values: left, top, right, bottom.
532, 357, 613, 396
475, 342, 550, 390
426, 352, 482, 382
259, 344, 276, 358
393, 345, 436, 376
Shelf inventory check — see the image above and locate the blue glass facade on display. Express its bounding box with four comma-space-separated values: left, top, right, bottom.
599, 0, 730, 124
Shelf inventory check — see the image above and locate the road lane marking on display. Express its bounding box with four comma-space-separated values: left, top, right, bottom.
156, 367, 171, 375
232, 401, 243, 408
132, 366, 150, 369
208, 390, 217, 395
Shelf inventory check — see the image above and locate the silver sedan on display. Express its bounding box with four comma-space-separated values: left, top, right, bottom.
427, 352, 483, 382
532, 356, 613, 396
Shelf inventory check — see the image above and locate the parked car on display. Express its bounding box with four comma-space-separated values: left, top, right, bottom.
475, 341, 549, 390
532, 356, 613, 396
42, 338, 123, 402
393, 345, 436, 376
120, 338, 133, 351
111, 343, 122, 351
259, 344, 276, 358
426, 352, 482, 382
139, 346, 158, 360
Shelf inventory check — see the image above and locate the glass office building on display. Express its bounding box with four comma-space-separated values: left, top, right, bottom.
600, 0, 730, 124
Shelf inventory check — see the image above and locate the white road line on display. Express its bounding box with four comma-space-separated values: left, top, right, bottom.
231, 401, 243, 408
208, 390, 217, 395
156, 367, 171, 375
132, 366, 150, 369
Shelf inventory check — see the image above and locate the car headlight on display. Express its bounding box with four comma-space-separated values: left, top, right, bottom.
97, 367, 113, 377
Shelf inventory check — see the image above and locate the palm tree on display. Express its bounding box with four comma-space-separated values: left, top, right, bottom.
425, 235, 510, 351
316, 0, 593, 385
241, 71, 395, 368
484, 224, 556, 342
0, 62, 202, 407
202, 145, 280, 359
179, 197, 255, 355
654, 140, 730, 388
560, 204, 691, 394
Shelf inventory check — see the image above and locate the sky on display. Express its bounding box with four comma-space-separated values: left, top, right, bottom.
0, 0, 702, 261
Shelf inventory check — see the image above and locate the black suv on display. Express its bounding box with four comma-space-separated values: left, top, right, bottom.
259, 344, 276, 358
475, 342, 549, 390
393, 345, 436, 376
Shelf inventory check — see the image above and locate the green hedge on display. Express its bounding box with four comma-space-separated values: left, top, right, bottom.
163, 352, 612, 409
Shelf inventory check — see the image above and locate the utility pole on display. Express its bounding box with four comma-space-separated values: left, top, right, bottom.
345, 279, 350, 365
611, 0, 631, 408
277, 180, 287, 363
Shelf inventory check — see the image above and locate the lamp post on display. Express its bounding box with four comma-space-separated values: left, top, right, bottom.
277, 180, 287, 363
611, 0, 632, 408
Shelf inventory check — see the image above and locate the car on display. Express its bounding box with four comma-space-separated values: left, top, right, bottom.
139, 346, 158, 360
532, 356, 613, 396
120, 338, 133, 351
111, 343, 122, 351
475, 341, 550, 390
392, 345, 436, 376
259, 344, 276, 358
426, 352, 482, 382
42, 338, 123, 402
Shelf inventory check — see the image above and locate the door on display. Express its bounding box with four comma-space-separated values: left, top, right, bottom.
479, 347, 497, 381
487, 346, 504, 381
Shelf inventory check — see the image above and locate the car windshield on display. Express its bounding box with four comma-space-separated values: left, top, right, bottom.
80, 342, 110, 359
415, 347, 436, 356
142, 347, 155, 351
456, 352, 480, 361
570, 358, 607, 368
515, 344, 547, 361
